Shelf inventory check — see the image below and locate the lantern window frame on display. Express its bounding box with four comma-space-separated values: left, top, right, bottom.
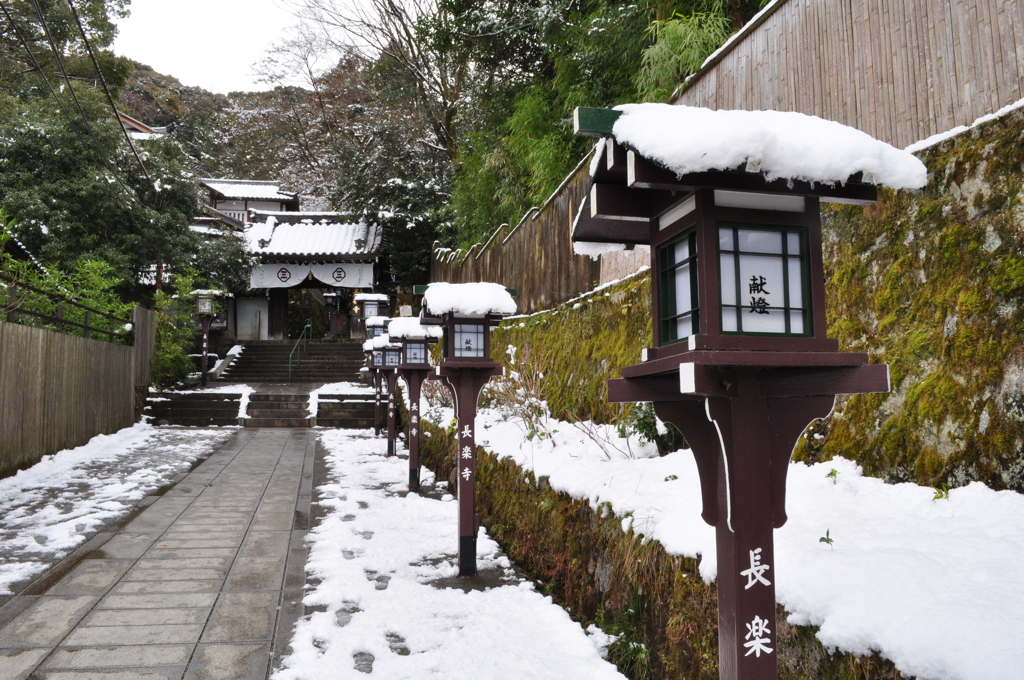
716, 222, 812, 337
404, 341, 428, 365
385, 348, 401, 367
657, 228, 700, 345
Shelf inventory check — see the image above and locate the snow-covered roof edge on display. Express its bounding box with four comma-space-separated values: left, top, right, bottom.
422, 282, 517, 317
386, 317, 443, 340
610, 103, 927, 190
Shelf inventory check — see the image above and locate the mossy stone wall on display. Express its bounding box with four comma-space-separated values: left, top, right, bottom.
810, 107, 1024, 491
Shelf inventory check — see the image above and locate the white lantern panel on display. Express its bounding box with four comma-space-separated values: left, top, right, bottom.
405, 342, 426, 364
737, 229, 783, 254
385, 351, 401, 367
719, 228, 734, 251
741, 308, 787, 333
719, 254, 736, 306
675, 315, 693, 339
364, 302, 379, 317
674, 263, 693, 316
372, 351, 383, 366
197, 298, 214, 314
789, 311, 805, 334
453, 324, 485, 358
788, 257, 804, 308
721, 307, 738, 332
787, 232, 801, 254
738, 254, 785, 312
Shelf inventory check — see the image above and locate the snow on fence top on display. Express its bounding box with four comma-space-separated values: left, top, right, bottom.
422, 282, 517, 317
354, 293, 389, 302
611, 103, 928, 190
386, 317, 443, 340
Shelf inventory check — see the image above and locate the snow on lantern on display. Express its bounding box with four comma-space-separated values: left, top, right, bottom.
363, 321, 391, 437
573, 104, 927, 680
388, 316, 443, 491
420, 282, 516, 575
355, 292, 389, 320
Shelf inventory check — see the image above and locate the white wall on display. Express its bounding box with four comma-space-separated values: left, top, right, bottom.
236, 296, 269, 340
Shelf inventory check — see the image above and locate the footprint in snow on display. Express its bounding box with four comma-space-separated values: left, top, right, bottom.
386, 632, 410, 656
336, 601, 361, 627
353, 652, 374, 673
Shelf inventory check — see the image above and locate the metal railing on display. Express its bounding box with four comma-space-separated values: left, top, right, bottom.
288, 318, 312, 382
0, 273, 133, 344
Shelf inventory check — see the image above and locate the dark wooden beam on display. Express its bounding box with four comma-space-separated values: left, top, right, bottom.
574, 107, 622, 137
591, 183, 654, 222
759, 364, 889, 398
627, 152, 879, 205
572, 193, 651, 244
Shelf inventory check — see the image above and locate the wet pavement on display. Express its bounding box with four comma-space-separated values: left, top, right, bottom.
0, 428, 315, 680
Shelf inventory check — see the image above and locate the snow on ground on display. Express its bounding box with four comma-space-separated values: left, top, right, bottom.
274, 429, 624, 680
162, 382, 255, 419
0, 422, 234, 594
418, 398, 1024, 680
310, 380, 375, 418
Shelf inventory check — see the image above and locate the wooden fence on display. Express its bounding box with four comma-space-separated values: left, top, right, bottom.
676, 0, 1024, 149
0, 307, 157, 477
431, 157, 601, 315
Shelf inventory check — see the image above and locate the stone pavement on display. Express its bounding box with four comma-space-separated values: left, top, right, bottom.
0, 427, 315, 679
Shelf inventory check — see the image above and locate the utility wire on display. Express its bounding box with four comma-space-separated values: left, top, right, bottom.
0, 1, 80, 135
24, 0, 140, 204
64, 0, 150, 181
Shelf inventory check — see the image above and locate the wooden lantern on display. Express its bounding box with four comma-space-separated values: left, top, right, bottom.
421, 282, 516, 576
388, 317, 443, 491
572, 105, 925, 680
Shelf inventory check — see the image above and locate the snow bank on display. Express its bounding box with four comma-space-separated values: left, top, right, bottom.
422, 282, 517, 317
386, 317, 443, 340
436, 402, 1024, 680
274, 430, 624, 680
611, 103, 927, 190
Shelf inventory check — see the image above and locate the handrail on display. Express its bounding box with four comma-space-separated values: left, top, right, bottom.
288, 318, 312, 382
0, 272, 132, 343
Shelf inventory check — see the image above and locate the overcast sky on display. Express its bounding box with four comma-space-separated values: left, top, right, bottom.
113, 0, 301, 93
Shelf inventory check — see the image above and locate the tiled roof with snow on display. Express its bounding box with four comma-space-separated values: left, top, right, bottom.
201, 178, 298, 202
245, 212, 381, 258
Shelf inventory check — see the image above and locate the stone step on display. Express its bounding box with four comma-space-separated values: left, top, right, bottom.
249, 394, 310, 403
317, 418, 376, 428
244, 417, 312, 428
149, 394, 243, 401
150, 417, 239, 427
145, 406, 239, 416
247, 409, 310, 419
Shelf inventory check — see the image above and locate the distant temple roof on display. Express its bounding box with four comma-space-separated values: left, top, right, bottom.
200, 178, 299, 203
245, 211, 381, 260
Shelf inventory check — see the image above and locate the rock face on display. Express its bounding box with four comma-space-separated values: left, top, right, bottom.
810, 106, 1024, 493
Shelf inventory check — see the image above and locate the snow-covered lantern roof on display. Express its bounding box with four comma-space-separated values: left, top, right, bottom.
572, 104, 926, 363
355, 292, 389, 319
420, 282, 517, 364
387, 317, 444, 367
364, 315, 390, 339
362, 322, 395, 369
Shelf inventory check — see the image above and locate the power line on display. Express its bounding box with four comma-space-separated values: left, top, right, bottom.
64, 0, 150, 182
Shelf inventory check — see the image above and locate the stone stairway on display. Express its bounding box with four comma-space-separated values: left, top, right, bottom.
317, 394, 376, 428
245, 393, 311, 428
221, 341, 365, 383
144, 393, 241, 426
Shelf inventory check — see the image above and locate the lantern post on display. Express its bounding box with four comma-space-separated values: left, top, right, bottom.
388, 317, 443, 491
421, 282, 516, 576
572, 106, 924, 680
382, 336, 403, 457
193, 290, 220, 387
364, 316, 390, 436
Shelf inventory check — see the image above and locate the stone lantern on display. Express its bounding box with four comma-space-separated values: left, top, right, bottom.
572, 104, 926, 680
387, 317, 443, 492
421, 282, 517, 576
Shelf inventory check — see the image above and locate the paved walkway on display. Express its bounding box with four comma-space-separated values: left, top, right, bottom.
0, 428, 314, 680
